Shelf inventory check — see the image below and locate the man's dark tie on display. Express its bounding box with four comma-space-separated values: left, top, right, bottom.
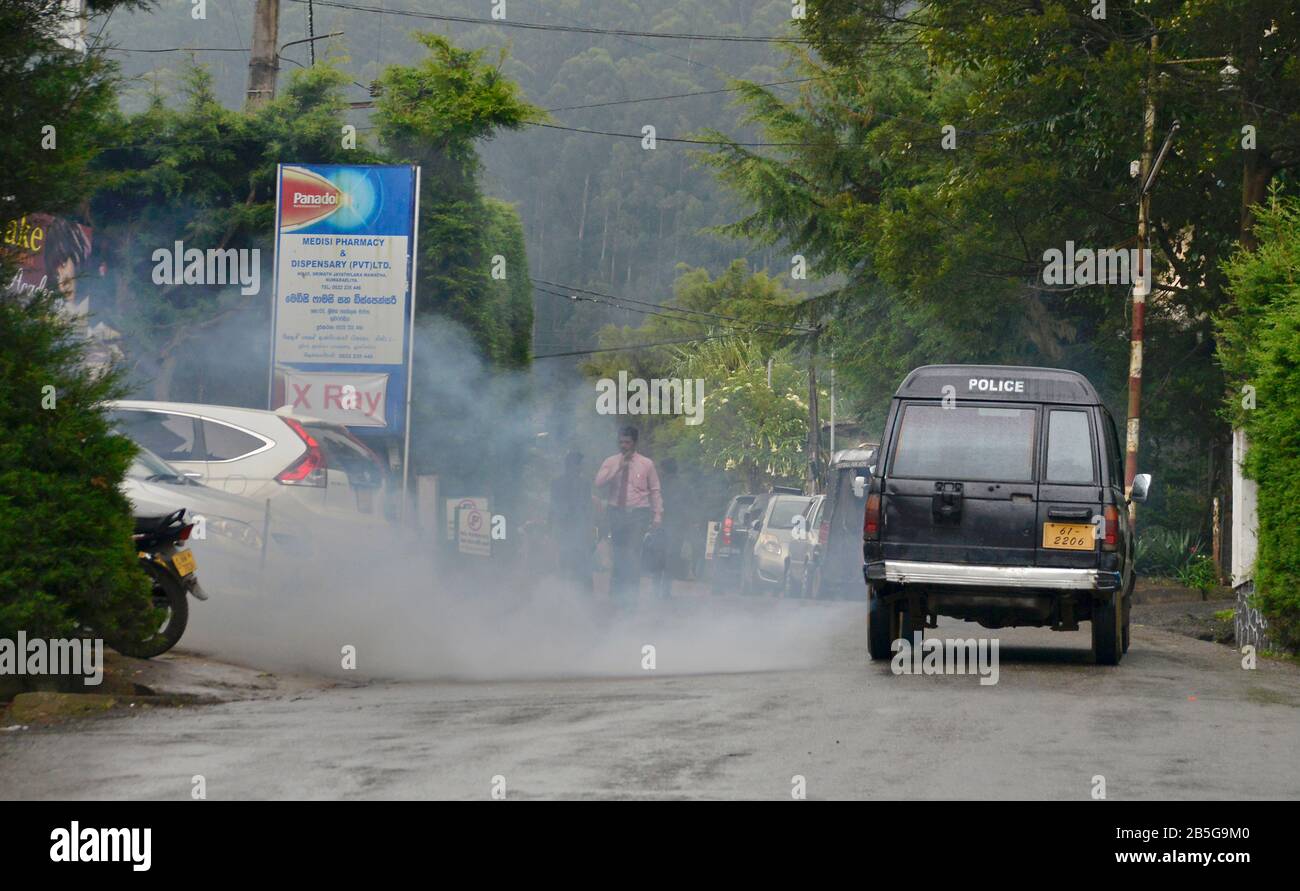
616, 458, 631, 508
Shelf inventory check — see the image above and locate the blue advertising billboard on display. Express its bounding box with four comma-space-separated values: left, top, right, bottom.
269, 164, 420, 439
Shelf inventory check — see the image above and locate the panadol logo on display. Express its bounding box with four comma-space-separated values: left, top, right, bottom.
292, 192, 338, 206
280, 167, 346, 231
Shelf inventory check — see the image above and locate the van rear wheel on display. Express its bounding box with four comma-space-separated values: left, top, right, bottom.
869, 590, 914, 661
1122, 592, 1132, 654
1092, 594, 1123, 665
867, 589, 893, 661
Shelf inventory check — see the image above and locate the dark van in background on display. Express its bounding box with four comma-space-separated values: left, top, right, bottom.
709, 494, 756, 593
812, 447, 878, 600
863, 365, 1150, 665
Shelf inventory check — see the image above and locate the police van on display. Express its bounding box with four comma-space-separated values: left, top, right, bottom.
863, 365, 1151, 665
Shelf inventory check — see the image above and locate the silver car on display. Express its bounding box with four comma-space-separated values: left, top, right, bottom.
744, 494, 814, 595
786, 494, 826, 598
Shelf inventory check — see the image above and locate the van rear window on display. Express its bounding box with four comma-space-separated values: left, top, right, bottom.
891, 404, 1036, 481
1046, 410, 1095, 483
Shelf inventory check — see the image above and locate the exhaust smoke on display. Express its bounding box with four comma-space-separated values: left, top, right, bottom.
161, 315, 850, 681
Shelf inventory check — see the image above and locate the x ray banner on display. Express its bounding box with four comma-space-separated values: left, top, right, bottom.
269, 164, 419, 437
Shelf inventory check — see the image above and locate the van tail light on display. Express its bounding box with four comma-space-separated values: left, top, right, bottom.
1102, 504, 1119, 551
277, 417, 327, 487
722, 516, 733, 546
864, 493, 881, 540
818, 520, 830, 547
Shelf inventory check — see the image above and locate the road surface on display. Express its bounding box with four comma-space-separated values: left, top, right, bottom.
2, 597, 1297, 800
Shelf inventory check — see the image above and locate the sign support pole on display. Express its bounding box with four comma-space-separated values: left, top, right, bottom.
266, 164, 283, 409
400, 165, 421, 524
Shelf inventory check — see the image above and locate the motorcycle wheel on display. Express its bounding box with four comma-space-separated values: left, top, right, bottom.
115, 560, 189, 659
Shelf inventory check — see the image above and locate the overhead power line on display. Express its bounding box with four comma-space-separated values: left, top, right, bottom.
542, 77, 819, 113
536, 102, 1093, 148
531, 121, 847, 148
533, 284, 767, 336
104, 46, 250, 53
534, 278, 814, 334
533, 334, 733, 360
285, 0, 811, 43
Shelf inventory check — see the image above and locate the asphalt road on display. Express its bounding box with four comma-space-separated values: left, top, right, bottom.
2, 596, 1298, 800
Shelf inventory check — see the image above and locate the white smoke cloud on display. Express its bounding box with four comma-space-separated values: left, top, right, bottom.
168, 318, 849, 681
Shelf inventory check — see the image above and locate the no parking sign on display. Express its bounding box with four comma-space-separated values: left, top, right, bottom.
446, 497, 490, 556
457, 505, 491, 557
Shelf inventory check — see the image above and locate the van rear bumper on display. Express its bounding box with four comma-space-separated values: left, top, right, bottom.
865, 560, 1121, 592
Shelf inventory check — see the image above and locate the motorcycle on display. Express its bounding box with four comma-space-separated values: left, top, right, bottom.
114, 508, 208, 659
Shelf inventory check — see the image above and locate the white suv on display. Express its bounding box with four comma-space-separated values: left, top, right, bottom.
108, 400, 391, 525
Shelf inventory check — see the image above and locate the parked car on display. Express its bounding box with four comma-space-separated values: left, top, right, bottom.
786, 494, 825, 598
706, 488, 807, 593
863, 364, 1149, 665
108, 400, 390, 525
709, 494, 757, 593
810, 447, 878, 600
741, 493, 814, 595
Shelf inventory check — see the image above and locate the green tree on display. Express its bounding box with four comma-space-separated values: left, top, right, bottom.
1218, 193, 1300, 647
581, 261, 812, 491
0, 291, 155, 644
1, 1, 158, 651
0, 0, 139, 220
85, 36, 539, 407
667, 336, 810, 492
703, 0, 1300, 532
87, 62, 386, 404
482, 198, 534, 368
375, 33, 540, 362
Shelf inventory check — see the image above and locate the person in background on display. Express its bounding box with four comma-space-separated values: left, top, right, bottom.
549, 449, 595, 592
653, 457, 683, 599
594, 426, 662, 606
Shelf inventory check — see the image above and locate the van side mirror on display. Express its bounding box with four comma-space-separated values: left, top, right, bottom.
852, 475, 866, 498
1129, 473, 1152, 503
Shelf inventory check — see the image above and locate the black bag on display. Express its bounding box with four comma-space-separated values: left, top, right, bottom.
641, 526, 666, 574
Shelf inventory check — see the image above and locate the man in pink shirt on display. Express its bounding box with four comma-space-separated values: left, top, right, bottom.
594, 426, 662, 604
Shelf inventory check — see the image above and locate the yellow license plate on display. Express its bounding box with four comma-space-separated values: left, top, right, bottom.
172, 549, 197, 577
1042, 523, 1093, 551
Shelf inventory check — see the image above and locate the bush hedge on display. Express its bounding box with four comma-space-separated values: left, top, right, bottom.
1218, 194, 1300, 649
0, 289, 156, 646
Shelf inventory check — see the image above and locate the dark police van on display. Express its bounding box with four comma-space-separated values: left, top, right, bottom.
863, 365, 1151, 665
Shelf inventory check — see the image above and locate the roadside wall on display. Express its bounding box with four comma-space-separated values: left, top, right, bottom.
1231, 430, 1271, 650
1234, 581, 1275, 652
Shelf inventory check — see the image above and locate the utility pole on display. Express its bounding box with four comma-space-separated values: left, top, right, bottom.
246, 0, 280, 110
1125, 35, 1178, 528
307, 0, 316, 65
829, 346, 836, 458
806, 325, 821, 495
